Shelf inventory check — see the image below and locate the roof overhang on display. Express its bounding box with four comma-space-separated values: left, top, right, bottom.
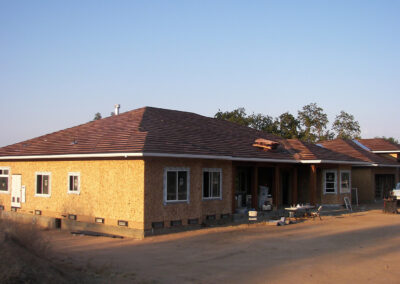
371, 150, 400, 154
299, 160, 371, 166
0, 153, 144, 160
354, 163, 400, 168
372, 163, 400, 168
0, 152, 375, 166
0, 152, 297, 164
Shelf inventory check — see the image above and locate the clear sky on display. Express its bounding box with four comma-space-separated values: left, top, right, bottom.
1, 0, 399, 147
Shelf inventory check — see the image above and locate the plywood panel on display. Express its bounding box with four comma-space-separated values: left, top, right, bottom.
0, 159, 145, 230
143, 158, 232, 230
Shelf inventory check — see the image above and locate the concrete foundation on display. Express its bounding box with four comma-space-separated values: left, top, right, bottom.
0, 210, 145, 239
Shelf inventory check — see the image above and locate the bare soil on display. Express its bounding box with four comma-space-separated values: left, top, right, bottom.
0, 221, 101, 284
46, 209, 400, 283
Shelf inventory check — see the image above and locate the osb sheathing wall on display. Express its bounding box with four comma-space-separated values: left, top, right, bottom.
352, 168, 374, 203
0, 159, 145, 230
350, 167, 398, 203
143, 158, 232, 230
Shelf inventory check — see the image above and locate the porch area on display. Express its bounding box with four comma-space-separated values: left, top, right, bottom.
232, 162, 319, 213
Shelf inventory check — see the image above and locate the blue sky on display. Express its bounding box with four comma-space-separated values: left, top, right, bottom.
1, 0, 399, 147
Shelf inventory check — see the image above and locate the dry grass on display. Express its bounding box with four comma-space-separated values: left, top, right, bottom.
0, 219, 51, 257
0, 219, 113, 284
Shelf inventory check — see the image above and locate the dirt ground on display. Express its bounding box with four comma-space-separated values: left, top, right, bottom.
48, 209, 400, 284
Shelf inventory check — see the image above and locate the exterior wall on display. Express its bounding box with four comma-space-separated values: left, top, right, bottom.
143, 158, 232, 231
0, 159, 145, 234
352, 167, 398, 203
352, 168, 374, 203
318, 165, 352, 205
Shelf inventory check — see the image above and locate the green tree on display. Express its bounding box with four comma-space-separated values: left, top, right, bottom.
93, 112, 102, 121
332, 111, 361, 139
277, 112, 300, 139
214, 108, 280, 135
214, 108, 250, 127
297, 103, 329, 142
248, 113, 279, 134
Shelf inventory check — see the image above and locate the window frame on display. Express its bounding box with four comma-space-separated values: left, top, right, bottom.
323, 169, 337, 195
340, 170, 351, 193
0, 167, 10, 194
163, 167, 190, 204
35, 172, 51, 197
67, 172, 81, 195
202, 168, 222, 200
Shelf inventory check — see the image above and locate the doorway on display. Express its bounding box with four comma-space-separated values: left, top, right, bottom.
235, 167, 252, 208
375, 174, 395, 199
11, 175, 22, 208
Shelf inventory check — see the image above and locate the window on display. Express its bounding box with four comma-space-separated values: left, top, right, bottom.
163, 167, 190, 203
323, 170, 337, 194
0, 167, 10, 194
202, 168, 222, 199
35, 172, 51, 197
340, 170, 351, 193
68, 172, 80, 194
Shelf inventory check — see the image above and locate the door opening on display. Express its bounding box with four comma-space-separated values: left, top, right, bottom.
11, 175, 22, 208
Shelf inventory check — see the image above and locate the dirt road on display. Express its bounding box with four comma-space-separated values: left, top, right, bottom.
49, 210, 400, 283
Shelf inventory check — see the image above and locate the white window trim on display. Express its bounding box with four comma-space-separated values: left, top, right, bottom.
340, 170, 351, 193
35, 172, 51, 197
67, 172, 81, 195
0, 167, 11, 194
323, 169, 337, 195
163, 167, 190, 204
202, 168, 223, 200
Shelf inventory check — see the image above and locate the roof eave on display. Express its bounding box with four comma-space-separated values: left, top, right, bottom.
0, 152, 374, 166
300, 160, 371, 166
371, 150, 400, 154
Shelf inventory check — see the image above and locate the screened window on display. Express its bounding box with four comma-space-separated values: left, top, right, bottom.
323, 170, 337, 194
203, 169, 222, 199
340, 170, 351, 193
164, 168, 190, 203
0, 168, 10, 193
68, 172, 80, 194
36, 172, 51, 197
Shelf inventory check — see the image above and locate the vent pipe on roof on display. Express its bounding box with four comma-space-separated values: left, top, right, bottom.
114, 104, 120, 115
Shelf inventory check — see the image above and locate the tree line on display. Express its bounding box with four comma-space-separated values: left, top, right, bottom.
91, 103, 398, 144
214, 103, 361, 143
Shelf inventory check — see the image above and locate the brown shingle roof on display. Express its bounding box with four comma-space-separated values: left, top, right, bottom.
319, 139, 399, 166
356, 138, 400, 152
284, 139, 362, 162
0, 106, 366, 164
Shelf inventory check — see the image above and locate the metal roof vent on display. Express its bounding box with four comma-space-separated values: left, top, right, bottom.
114, 104, 121, 115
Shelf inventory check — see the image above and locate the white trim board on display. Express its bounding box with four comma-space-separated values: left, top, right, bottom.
0, 152, 374, 166
371, 150, 400, 154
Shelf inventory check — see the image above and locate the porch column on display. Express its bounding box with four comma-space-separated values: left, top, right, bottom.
309, 165, 317, 205
232, 165, 237, 213
274, 166, 280, 207
292, 167, 298, 205
251, 166, 259, 209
